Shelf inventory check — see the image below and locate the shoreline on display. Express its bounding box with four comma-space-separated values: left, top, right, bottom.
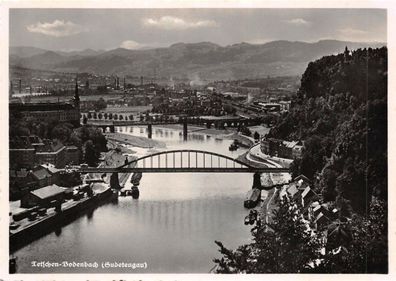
114, 123, 255, 147
105, 132, 166, 148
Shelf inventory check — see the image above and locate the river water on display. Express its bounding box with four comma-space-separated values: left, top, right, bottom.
14, 126, 255, 273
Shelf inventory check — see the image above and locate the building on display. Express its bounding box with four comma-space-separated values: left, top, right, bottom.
260, 137, 304, 159
10, 138, 71, 169
65, 145, 80, 165
9, 169, 37, 199
279, 101, 291, 112
9, 147, 36, 169
21, 184, 65, 208
31, 165, 53, 188
40, 163, 61, 183
9, 79, 80, 127
35, 140, 66, 168
279, 174, 313, 202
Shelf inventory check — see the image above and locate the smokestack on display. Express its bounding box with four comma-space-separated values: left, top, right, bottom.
19, 79, 22, 93
140, 76, 143, 86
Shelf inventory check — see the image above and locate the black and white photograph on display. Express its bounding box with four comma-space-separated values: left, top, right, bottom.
2, 1, 393, 278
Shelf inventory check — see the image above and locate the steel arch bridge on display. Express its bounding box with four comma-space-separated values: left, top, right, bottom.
79, 149, 290, 173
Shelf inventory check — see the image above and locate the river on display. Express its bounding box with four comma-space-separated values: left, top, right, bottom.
14, 126, 256, 273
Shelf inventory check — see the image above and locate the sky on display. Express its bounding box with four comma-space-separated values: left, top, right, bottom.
9, 9, 387, 51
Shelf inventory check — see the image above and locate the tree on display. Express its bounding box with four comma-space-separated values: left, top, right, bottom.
104, 112, 108, 119
114, 114, 118, 120
214, 198, 325, 273
129, 114, 134, 121
119, 115, 124, 120
239, 125, 252, 137
87, 112, 92, 119
51, 123, 72, 143
314, 199, 387, 273
93, 112, 97, 119
94, 97, 107, 111
82, 115, 88, 125
84, 140, 99, 167
98, 112, 103, 120
254, 131, 260, 140
109, 113, 113, 120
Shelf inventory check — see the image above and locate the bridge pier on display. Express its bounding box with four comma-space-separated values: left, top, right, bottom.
148, 124, 152, 139
253, 172, 262, 189
183, 122, 188, 141
110, 172, 120, 189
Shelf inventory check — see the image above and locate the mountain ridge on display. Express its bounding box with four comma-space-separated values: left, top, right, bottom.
10, 40, 386, 80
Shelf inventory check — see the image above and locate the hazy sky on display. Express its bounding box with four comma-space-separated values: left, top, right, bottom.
10, 9, 387, 51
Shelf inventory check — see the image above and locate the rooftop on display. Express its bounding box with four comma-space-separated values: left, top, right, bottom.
10, 102, 75, 112
31, 166, 52, 180
30, 184, 65, 199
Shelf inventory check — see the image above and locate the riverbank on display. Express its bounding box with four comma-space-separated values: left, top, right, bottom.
138, 123, 256, 147
106, 132, 166, 148
10, 184, 115, 253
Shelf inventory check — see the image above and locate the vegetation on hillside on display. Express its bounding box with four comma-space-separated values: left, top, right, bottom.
268, 47, 387, 215
214, 47, 387, 273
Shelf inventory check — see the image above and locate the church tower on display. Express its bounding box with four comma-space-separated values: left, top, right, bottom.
344, 46, 351, 62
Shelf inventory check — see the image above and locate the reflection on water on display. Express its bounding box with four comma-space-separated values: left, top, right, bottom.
14, 126, 253, 273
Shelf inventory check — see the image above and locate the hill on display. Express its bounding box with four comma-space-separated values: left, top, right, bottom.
10, 40, 385, 81
268, 47, 387, 215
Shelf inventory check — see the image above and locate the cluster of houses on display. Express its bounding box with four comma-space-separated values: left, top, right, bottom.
260, 137, 304, 159
275, 174, 355, 266
10, 137, 80, 170
278, 175, 339, 230
9, 163, 81, 201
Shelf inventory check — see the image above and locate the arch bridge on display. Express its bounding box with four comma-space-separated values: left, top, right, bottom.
79, 149, 290, 173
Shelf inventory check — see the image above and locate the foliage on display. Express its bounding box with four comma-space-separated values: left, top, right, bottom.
239, 125, 252, 137
51, 123, 74, 143
214, 197, 387, 273
268, 47, 387, 215
94, 98, 107, 111
84, 140, 99, 167
214, 199, 325, 273
314, 198, 388, 273
214, 47, 388, 274
70, 125, 107, 166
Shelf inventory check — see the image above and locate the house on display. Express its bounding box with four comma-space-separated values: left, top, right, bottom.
279, 100, 291, 112
292, 143, 304, 158
279, 174, 314, 203
21, 184, 65, 208
294, 174, 312, 185
40, 163, 62, 183
35, 140, 66, 168
65, 145, 80, 165
9, 148, 36, 169
9, 169, 36, 199
260, 138, 304, 159
31, 165, 53, 188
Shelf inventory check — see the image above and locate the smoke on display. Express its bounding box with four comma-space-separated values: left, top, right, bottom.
246, 92, 253, 103
189, 73, 205, 87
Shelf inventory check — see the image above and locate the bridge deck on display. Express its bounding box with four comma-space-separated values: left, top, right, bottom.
80, 167, 290, 173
